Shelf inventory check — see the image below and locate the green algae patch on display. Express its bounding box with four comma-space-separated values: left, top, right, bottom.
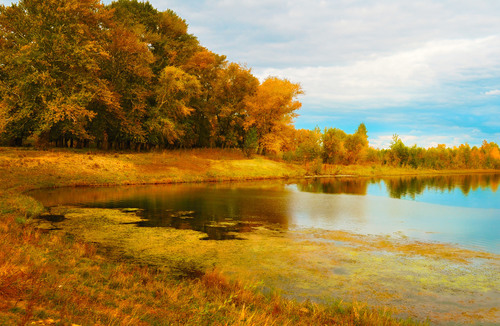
42, 206, 499, 325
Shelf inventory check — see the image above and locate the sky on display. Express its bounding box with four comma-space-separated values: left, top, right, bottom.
2, 0, 500, 148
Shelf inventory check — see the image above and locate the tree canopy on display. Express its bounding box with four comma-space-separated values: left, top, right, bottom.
0, 0, 498, 171
0, 0, 302, 151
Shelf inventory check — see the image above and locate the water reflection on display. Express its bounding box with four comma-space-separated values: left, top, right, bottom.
295, 174, 499, 207
28, 174, 500, 252
30, 182, 292, 240
382, 174, 499, 199
295, 177, 368, 195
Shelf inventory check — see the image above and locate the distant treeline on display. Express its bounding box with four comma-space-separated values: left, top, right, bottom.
0, 0, 301, 153
285, 128, 500, 170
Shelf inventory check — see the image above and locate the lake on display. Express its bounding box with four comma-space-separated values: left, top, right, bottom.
29, 173, 500, 324
30, 173, 500, 254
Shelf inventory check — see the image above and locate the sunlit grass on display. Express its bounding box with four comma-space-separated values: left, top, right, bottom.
0, 147, 428, 325
2, 147, 497, 324
0, 147, 305, 192
0, 209, 422, 325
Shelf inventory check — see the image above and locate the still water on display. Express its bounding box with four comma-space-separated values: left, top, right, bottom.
30, 173, 500, 254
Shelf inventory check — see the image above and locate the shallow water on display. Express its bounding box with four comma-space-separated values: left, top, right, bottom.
30, 173, 500, 253
30, 173, 500, 324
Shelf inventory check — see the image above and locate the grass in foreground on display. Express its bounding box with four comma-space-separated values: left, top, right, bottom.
0, 196, 423, 325
3, 147, 492, 325
0, 147, 426, 325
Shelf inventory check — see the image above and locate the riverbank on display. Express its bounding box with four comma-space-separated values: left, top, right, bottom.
1, 147, 496, 193
1, 147, 498, 325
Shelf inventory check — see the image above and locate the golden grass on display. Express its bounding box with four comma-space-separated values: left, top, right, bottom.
0, 212, 420, 325
0, 147, 305, 192
0, 147, 427, 325
320, 163, 499, 177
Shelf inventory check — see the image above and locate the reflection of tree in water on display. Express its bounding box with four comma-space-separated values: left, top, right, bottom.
296, 178, 369, 195
295, 174, 499, 199
384, 174, 500, 199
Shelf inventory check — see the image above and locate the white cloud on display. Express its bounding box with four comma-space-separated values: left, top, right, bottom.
370, 128, 486, 150
485, 89, 500, 96
255, 36, 500, 107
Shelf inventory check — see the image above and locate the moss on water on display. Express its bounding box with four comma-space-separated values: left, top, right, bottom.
42, 206, 500, 325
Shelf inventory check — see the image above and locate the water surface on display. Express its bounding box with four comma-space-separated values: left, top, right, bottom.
30, 173, 500, 253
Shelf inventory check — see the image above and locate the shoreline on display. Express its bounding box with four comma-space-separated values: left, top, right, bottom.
1, 147, 499, 325
0, 147, 494, 194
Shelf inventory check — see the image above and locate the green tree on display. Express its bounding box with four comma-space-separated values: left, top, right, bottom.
145, 66, 201, 146
322, 128, 347, 164
343, 123, 369, 164
242, 127, 258, 158
389, 134, 409, 166
182, 49, 227, 147
211, 63, 259, 148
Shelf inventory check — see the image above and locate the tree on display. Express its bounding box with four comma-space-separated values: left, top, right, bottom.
244, 77, 303, 154
145, 66, 201, 146
292, 128, 322, 163
95, 22, 154, 149
211, 63, 259, 148
242, 127, 258, 158
182, 49, 227, 147
389, 134, 409, 166
0, 0, 116, 145
343, 123, 369, 164
322, 128, 347, 164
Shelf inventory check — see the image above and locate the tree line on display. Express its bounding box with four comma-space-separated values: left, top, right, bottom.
0, 0, 301, 153
284, 128, 500, 170
1, 0, 498, 170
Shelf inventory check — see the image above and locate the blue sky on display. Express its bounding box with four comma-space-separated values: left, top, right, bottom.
2, 0, 500, 148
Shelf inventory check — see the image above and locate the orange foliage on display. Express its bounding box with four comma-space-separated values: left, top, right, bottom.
244, 77, 303, 154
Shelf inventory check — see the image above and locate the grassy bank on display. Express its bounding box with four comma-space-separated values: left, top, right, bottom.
2, 147, 496, 193
4, 147, 497, 325
2, 206, 419, 325
0, 147, 306, 193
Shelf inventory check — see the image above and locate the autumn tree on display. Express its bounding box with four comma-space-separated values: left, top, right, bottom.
210, 63, 259, 148
289, 128, 322, 162
144, 66, 200, 147
0, 0, 308, 153
94, 22, 154, 150
244, 77, 303, 154
0, 0, 116, 146
109, 0, 200, 71
182, 49, 227, 147
389, 134, 409, 166
322, 128, 347, 164
343, 123, 369, 164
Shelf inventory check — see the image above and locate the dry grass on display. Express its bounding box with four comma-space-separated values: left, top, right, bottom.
0, 147, 433, 325
0, 147, 305, 192
320, 163, 498, 177
0, 211, 420, 325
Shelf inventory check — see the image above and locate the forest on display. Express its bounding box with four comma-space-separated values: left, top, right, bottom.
1, 0, 499, 170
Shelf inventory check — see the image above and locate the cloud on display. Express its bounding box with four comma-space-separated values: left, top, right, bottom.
485, 89, 500, 96
255, 36, 500, 107
369, 126, 486, 149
